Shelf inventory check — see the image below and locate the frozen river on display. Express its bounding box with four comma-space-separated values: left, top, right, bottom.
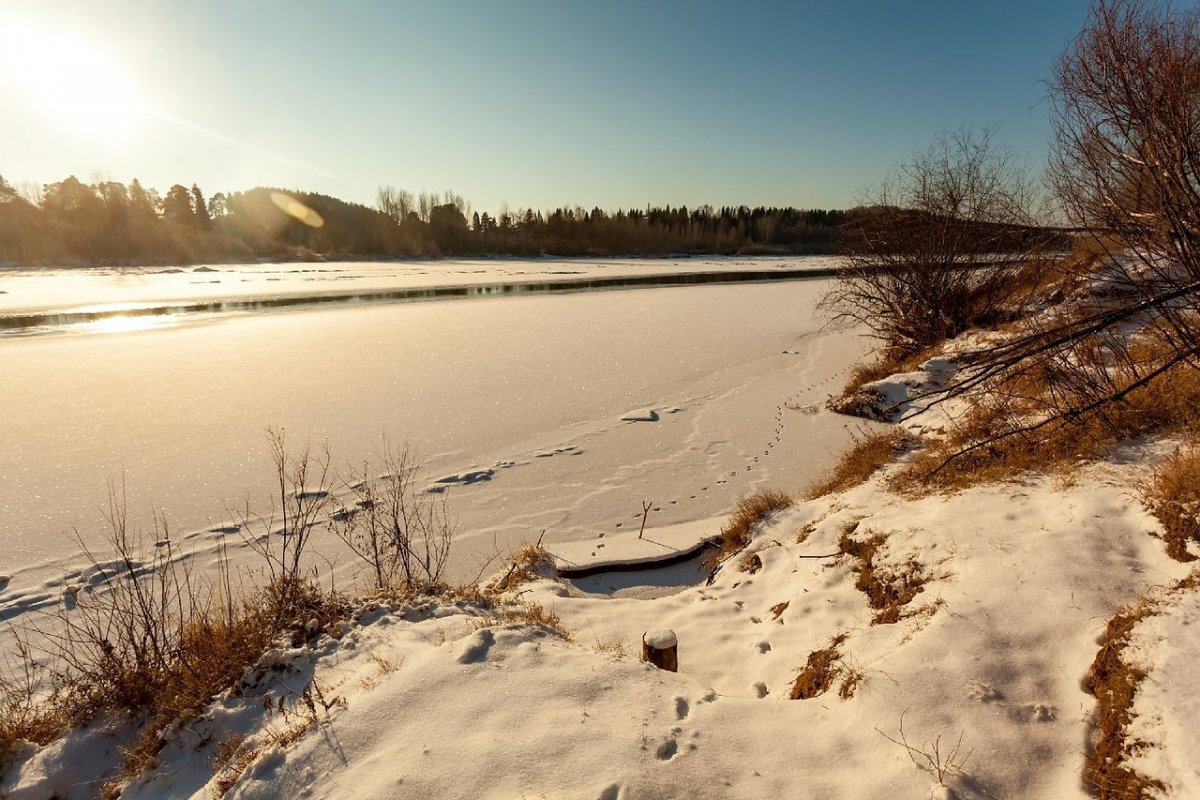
0, 258, 869, 620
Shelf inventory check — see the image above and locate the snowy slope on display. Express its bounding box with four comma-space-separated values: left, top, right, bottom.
6, 437, 1193, 800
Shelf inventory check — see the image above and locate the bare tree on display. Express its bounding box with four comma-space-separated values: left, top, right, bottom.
824, 127, 1051, 359
905, 0, 1200, 474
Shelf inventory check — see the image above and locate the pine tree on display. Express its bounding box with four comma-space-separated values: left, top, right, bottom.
191, 184, 211, 229
163, 184, 195, 225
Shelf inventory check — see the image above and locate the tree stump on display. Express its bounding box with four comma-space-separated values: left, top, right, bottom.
642, 629, 678, 672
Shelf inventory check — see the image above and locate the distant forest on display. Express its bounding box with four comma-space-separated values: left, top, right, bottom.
0, 175, 846, 265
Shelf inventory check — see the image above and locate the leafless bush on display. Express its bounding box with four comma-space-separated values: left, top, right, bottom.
330, 442, 456, 593
234, 428, 334, 613
876, 711, 974, 787
1, 435, 354, 787
824, 127, 1053, 358
904, 1, 1200, 479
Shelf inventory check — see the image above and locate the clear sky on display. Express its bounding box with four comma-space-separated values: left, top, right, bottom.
0, 0, 1094, 213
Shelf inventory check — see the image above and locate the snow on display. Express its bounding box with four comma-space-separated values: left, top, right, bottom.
0, 261, 871, 630
6, 256, 1200, 798
1124, 583, 1200, 798
547, 517, 722, 575
7, 434, 1193, 799
643, 629, 678, 649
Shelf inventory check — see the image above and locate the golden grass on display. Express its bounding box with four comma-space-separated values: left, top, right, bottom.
483, 602, 572, 641
896, 355, 1200, 495
805, 429, 913, 499
789, 633, 858, 700
1085, 604, 1165, 798
704, 489, 794, 571
837, 526, 928, 625
0, 669, 66, 763
1082, 572, 1200, 797
491, 542, 554, 593
211, 733, 259, 799
109, 579, 349, 790
1140, 444, 1200, 562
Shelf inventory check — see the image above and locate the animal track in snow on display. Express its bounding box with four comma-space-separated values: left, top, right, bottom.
674, 696, 689, 719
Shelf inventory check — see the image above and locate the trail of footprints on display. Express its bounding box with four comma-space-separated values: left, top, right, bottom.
610, 363, 853, 528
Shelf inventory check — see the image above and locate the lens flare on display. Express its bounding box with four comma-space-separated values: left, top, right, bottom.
270, 192, 324, 228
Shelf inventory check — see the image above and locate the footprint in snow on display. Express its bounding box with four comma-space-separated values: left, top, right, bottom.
656, 739, 679, 761
674, 696, 689, 719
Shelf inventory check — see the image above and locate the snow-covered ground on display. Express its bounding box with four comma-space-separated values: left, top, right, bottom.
5, 427, 1191, 799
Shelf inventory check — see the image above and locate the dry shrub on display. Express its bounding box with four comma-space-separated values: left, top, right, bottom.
104, 574, 346, 790
805, 429, 913, 499
837, 527, 927, 625
899, 345, 1200, 494
789, 633, 858, 700
330, 442, 456, 593
825, 127, 1052, 359
1140, 444, 1200, 562
703, 489, 794, 571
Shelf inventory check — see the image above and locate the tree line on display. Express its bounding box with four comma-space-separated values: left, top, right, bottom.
0, 175, 846, 265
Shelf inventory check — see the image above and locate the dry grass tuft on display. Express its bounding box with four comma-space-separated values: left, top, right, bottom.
838, 666, 864, 699
0, 649, 67, 763
211, 733, 259, 799
1140, 445, 1200, 562
482, 602, 572, 641
704, 489, 794, 571
805, 429, 914, 499
491, 542, 555, 594
1084, 602, 1166, 798
591, 635, 628, 656
770, 601, 789, 620
789, 633, 858, 700
108, 577, 348, 790
837, 528, 928, 625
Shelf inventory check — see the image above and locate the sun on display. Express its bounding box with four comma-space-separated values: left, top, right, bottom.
0, 15, 147, 139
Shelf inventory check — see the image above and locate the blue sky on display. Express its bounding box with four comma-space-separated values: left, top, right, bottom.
0, 0, 1093, 212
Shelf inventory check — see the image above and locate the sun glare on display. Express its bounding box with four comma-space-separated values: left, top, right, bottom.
0, 15, 147, 139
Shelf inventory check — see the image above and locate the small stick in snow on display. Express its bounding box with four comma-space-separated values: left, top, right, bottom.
638, 501, 652, 539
